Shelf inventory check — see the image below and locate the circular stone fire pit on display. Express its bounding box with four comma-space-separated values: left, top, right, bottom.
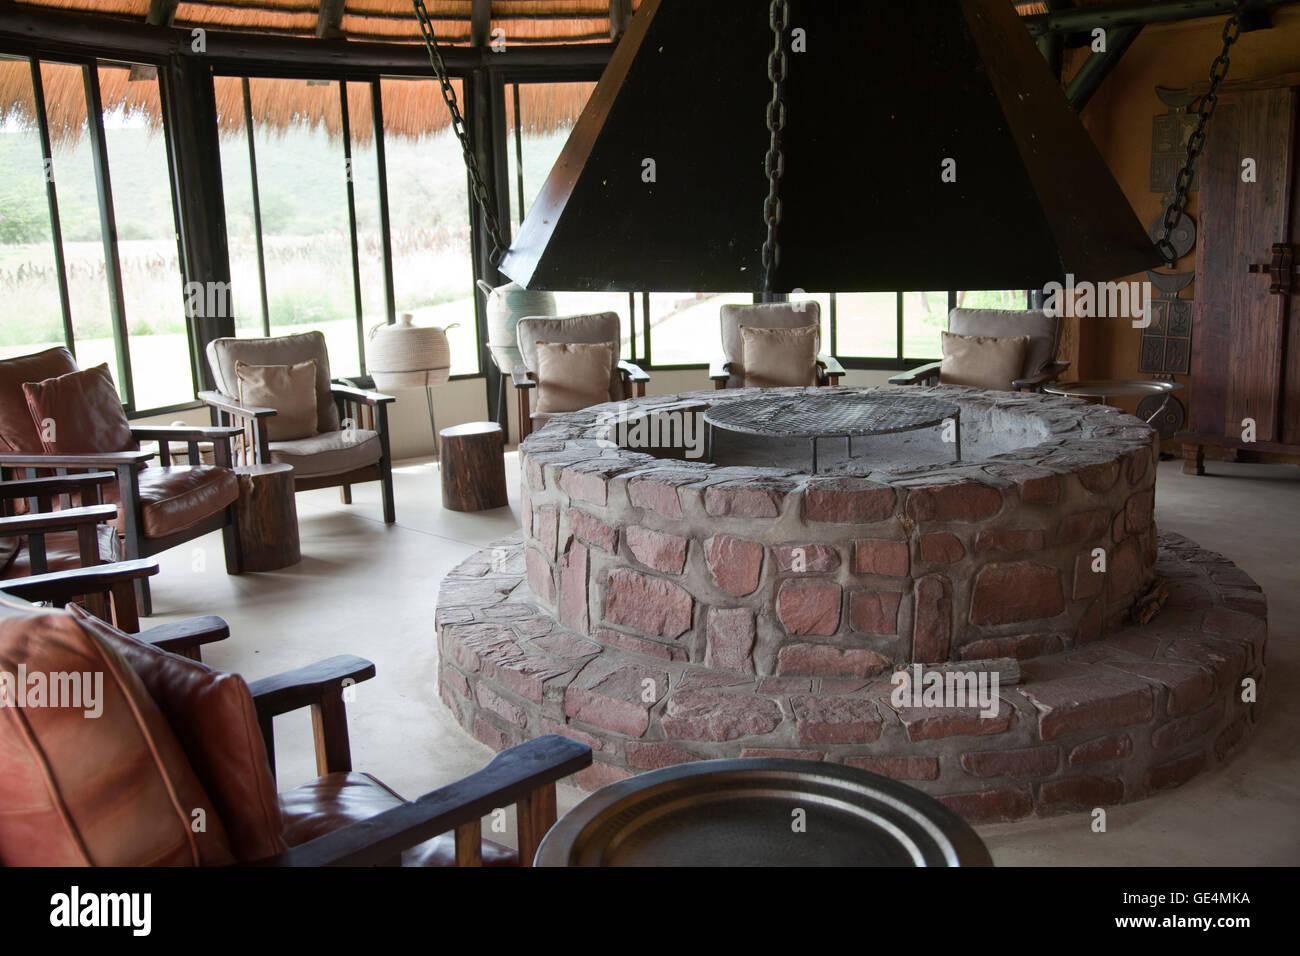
436, 386, 1267, 820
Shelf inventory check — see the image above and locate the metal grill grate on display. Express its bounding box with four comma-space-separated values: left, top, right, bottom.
704, 393, 960, 439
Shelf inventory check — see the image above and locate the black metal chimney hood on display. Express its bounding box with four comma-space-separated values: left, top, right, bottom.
499, 0, 1162, 293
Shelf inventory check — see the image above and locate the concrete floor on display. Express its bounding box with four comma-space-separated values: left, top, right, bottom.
144, 454, 1300, 866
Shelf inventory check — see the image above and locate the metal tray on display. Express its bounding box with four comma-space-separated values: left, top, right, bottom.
535, 758, 993, 867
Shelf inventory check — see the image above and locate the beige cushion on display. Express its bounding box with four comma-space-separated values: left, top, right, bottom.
720, 302, 820, 388
269, 428, 380, 479
206, 332, 339, 434
948, 308, 1058, 379
534, 342, 614, 414
741, 324, 819, 388
235, 360, 318, 442
518, 313, 624, 402
939, 331, 1030, 390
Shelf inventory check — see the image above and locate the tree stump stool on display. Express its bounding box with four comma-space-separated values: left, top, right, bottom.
440, 422, 508, 512
234, 463, 301, 571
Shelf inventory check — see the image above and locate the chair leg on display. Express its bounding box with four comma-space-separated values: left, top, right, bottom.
340, 484, 352, 505
380, 462, 396, 525
134, 576, 153, 619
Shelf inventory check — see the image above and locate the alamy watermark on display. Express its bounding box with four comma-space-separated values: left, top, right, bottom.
1042, 273, 1153, 328
890, 663, 1001, 719
0, 665, 103, 718
596, 403, 706, 459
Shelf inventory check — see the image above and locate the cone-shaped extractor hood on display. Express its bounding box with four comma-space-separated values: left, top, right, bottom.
500, 0, 1163, 293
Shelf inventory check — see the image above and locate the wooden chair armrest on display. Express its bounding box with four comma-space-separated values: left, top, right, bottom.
510, 366, 536, 388
0, 450, 154, 469
709, 360, 732, 382
617, 360, 650, 383
256, 736, 593, 867
135, 615, 230, 660
197, 390, 278, 419
131, 424, 243, 442
0, 472, 115, 502
1012, 361, 1071, 392
248, 654, 377, 780
2, 559, 159, 632
330, 384, 395, 406
888, 361, 943, 386
0, 504, 119, 536
817, 354, 846, 376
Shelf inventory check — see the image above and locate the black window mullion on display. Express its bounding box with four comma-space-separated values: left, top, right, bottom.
371, 78, 396, 325
512, 83, 525, 224
895, 292, 904, 362
829, 291, 837, 356
82, 60, 134, 410
627, 291, 636, 360
241, 77, 271, 337
29, 58, 75, 358
338, 80, 366, 373
641, 291, 651, 367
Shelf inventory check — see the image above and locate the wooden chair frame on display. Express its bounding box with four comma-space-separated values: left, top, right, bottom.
200, 384, 396, 524
513, 361, 650, 441
888, 359, 1071, 391
710, 354, 846, 389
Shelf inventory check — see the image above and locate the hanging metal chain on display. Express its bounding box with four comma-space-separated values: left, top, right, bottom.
761, 0, 790, 294
411, 0, 508, 265
1155, 0, 1245, 265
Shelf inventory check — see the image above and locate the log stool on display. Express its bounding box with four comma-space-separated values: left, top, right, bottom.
233, 463, 301, 571
440, 422, 508, 512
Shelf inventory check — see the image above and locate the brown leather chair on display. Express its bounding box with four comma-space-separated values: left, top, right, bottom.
0, 347, 244, 617
0, 603, 591, 866
710, 302, 845, 389
888, 307, 1070, 391
512, 312, 649, 440
200, 332, 396, 524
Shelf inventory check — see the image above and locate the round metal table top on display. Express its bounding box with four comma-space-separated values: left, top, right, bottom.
1043, 379, 1183, 400
703, 392, 960, 439
534, 758, 993, 868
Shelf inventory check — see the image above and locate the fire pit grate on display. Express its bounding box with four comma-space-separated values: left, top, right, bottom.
703, 393, 961, 472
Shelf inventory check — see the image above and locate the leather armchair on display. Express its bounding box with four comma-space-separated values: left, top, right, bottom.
201, 332, 395, 523
0, 604, 592, 866
0, 347, 244, 617
889, 307, 1070, 391
710, 302, 844, 389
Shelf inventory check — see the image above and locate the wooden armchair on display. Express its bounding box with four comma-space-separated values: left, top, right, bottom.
710, 302, 845, 389
889, 307, 1069, 391
0, 603, 592, 867
513, 312, 649, 441
201, 332, 396, 524
0, 347, 244, 618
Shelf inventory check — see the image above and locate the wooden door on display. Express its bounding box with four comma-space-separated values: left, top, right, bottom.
1192, 85, 1298, 445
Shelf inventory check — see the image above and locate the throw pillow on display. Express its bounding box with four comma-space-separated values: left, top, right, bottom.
534, 342, 614, 414
938, 331, 1031, 390
740, 324, 820, 387
235, 360, 319, 442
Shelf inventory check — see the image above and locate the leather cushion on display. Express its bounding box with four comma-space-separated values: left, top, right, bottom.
279, 772, 518, 867
0, 347, 77, 453
0, 608, 235, 866
106, 466, 239, 539
235, 360, 319, 443
939, 331, 1031, 390
518, 313, 624, 402
534, 341, 615, 413
207, 332, 339, 435
740, 324, 820, 387
3, 525, 120, 580
268, 429, 380, 479
948, 308, 1058, 379
22, 364, 136, 455
68, 605, 288, 863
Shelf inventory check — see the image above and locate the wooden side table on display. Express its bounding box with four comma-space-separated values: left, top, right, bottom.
440, 422, 508, 512
233, 463, 301, 571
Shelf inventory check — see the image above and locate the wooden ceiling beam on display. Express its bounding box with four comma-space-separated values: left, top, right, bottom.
316, 0, 347, 39
146, 0, 180, 27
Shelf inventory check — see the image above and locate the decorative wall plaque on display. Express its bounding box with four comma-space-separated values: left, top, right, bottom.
1150, 87, 1200, 193
1139, 270, 1195, 375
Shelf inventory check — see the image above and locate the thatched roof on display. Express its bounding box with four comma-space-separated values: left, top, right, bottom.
0, 0, 1151, 143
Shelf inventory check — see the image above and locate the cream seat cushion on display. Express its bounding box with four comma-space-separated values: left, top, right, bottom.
269, 429, 381, 479
938, 331, 1030, 390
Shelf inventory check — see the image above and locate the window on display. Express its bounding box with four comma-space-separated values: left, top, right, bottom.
0, 56, 194, 413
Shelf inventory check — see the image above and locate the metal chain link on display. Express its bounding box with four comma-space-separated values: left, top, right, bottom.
411, 0, 508, 265
1155, 1, 1245, 265
761, 0, 790, 294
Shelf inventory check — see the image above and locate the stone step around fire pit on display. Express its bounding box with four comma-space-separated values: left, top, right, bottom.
436, 530, 1266, 821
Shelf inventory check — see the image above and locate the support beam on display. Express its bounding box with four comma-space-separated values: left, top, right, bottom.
1035, 0, 1072, 77
1023, 0, 1296, 37
146, 0, 179, 27
611, 0, 633, 39
1066, 24, 1143, 111
316, 0, 347, 39
470, 0, 491, 47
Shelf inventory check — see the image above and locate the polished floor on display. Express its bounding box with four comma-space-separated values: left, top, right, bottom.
146, 454, 1300, 866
